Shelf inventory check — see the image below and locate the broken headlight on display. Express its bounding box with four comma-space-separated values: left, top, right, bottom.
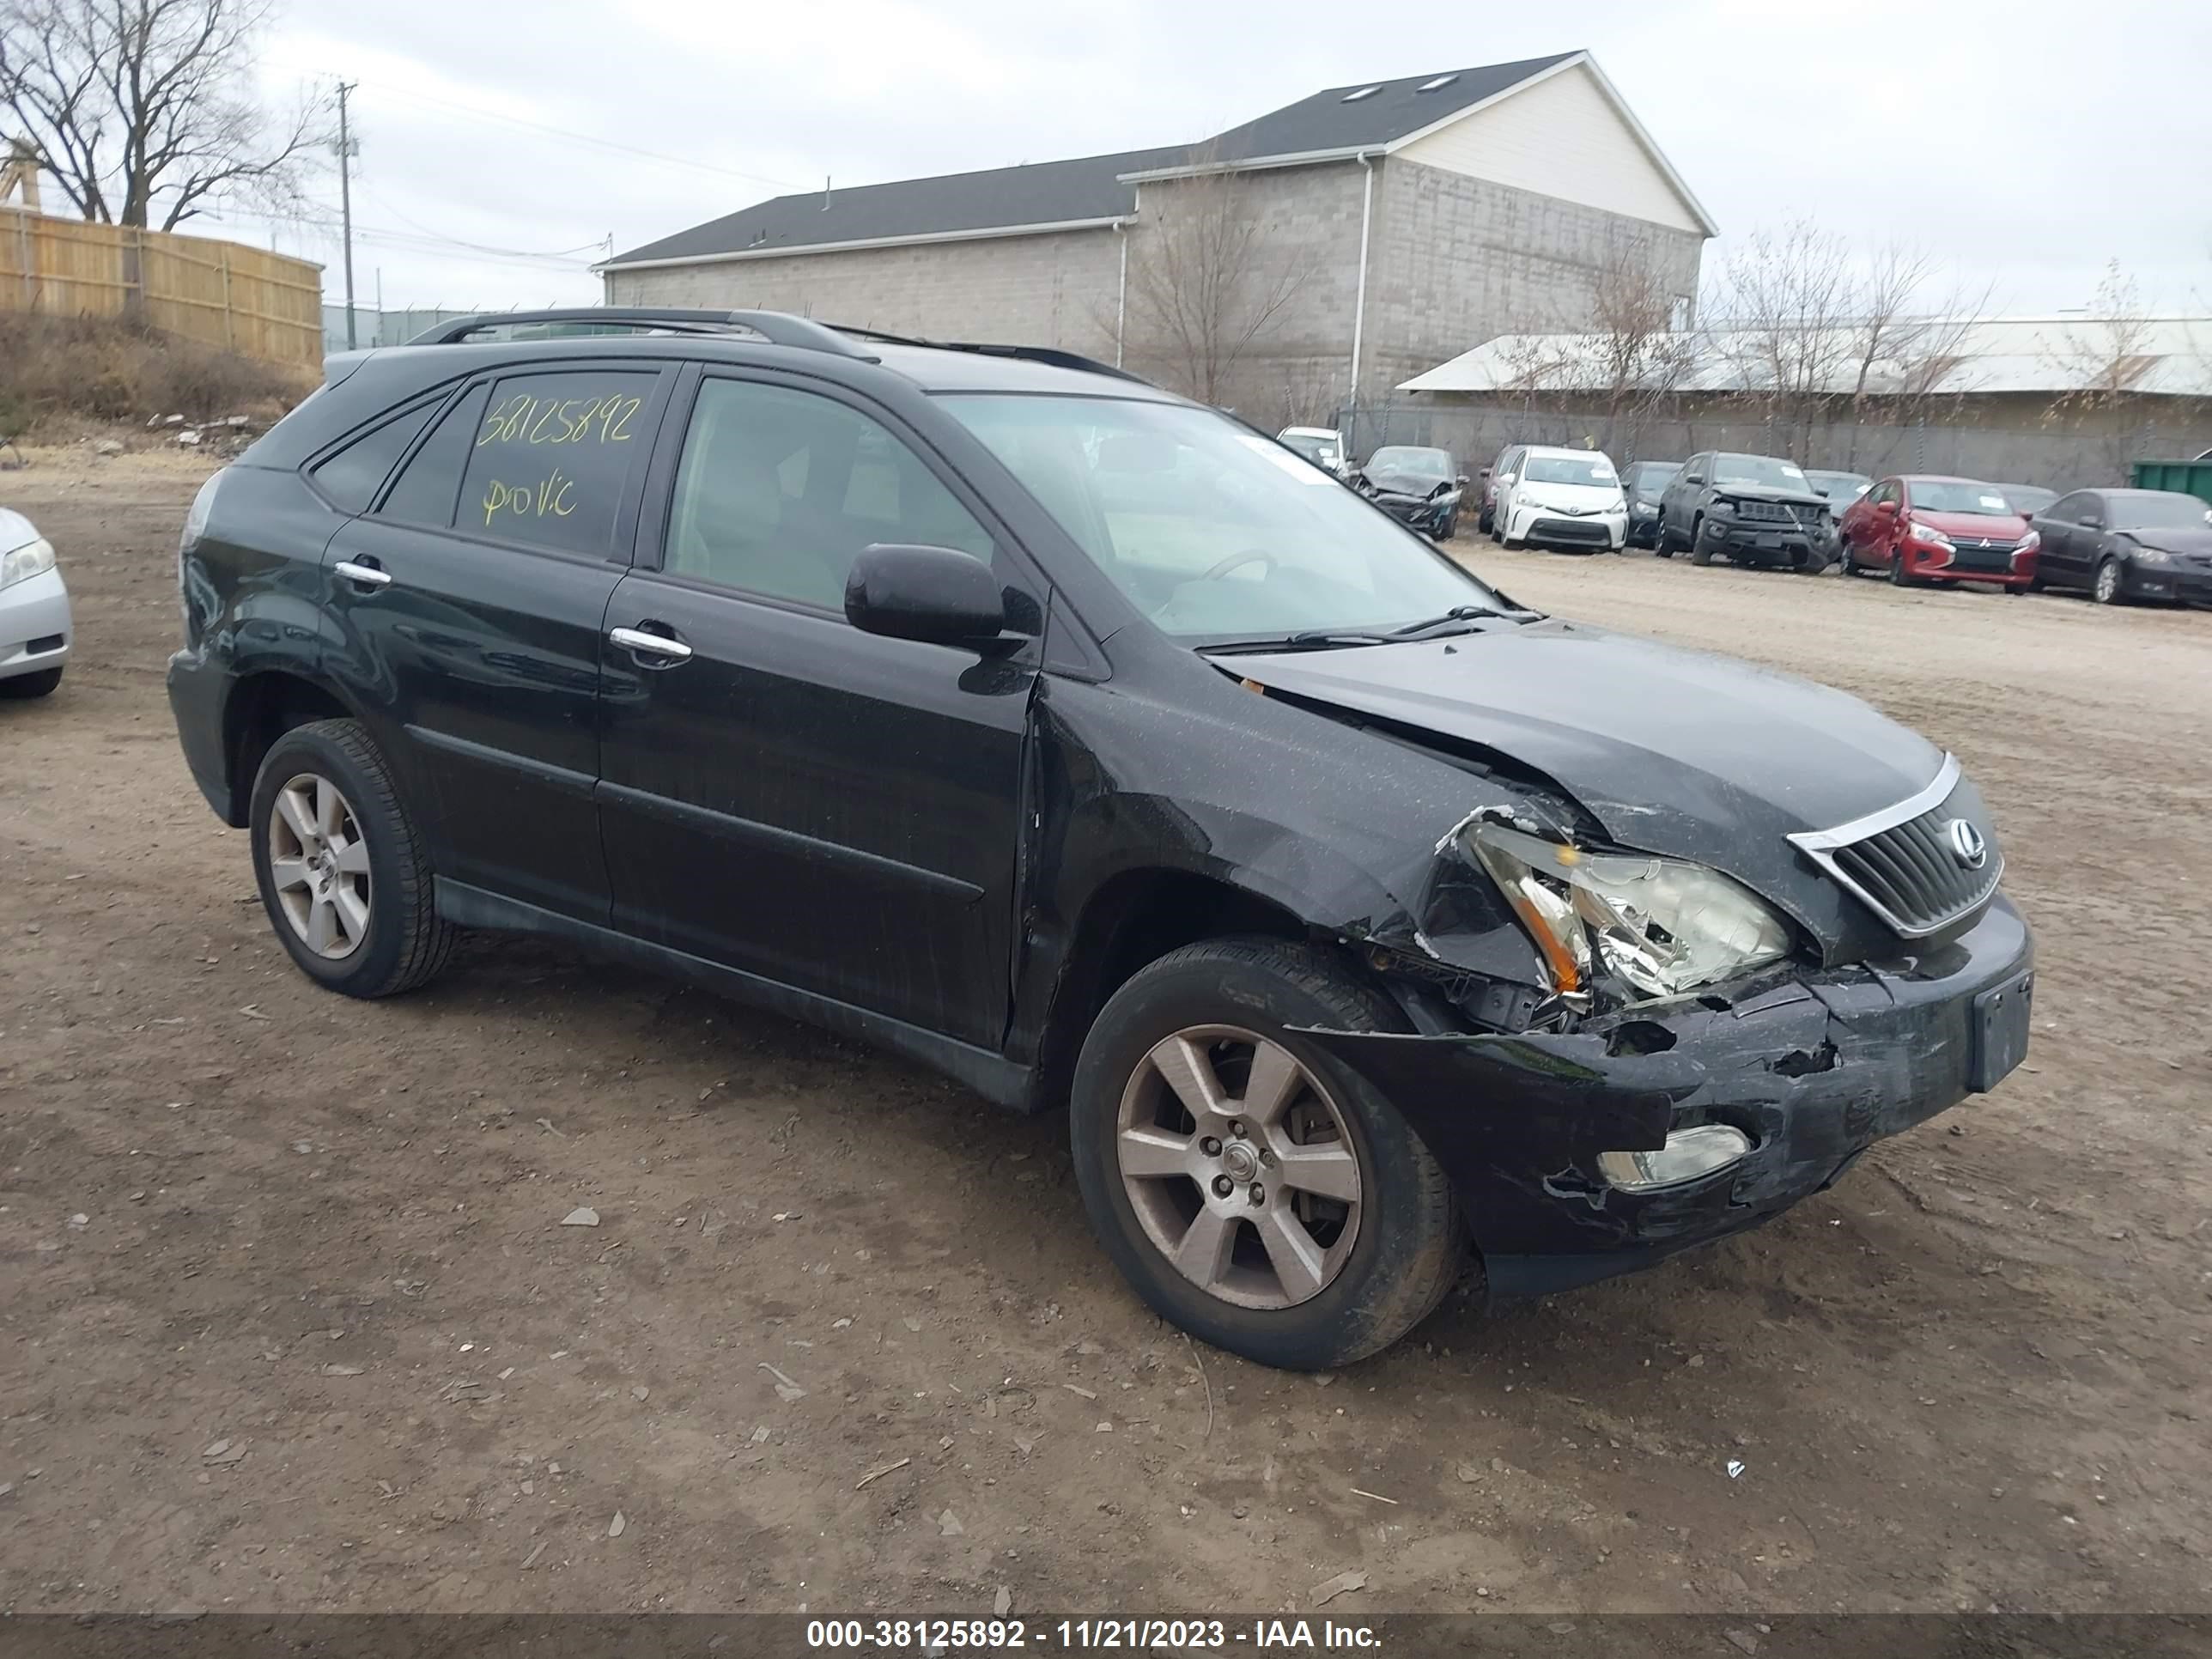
1464, 823, 1792, 1001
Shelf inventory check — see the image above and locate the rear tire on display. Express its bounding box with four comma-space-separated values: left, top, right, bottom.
249, 718, 457, 1000
0, 665, 62, 698
1068, 939, 1463, 1370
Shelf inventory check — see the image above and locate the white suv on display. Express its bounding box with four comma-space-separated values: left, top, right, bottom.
1492, 447, 1629, 552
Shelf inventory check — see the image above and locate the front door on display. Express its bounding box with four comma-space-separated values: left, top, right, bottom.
321, 364, 672, 921
595, 368, 1036, 1047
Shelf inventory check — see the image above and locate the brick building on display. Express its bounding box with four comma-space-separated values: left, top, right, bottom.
601, 52, 1715, 422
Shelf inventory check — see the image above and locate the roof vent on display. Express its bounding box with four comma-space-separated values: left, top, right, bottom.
1340, 85, 1381, 102
1417, 74, 1460, 93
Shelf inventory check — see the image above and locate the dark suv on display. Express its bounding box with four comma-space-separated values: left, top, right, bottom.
167, 308, 2034, 1370
1656, 452, 1842, 572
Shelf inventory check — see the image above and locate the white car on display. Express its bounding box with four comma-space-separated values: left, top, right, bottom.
1276, 425, 1349, 477
1492, 446, 1630, 552
1, 507, 70, 699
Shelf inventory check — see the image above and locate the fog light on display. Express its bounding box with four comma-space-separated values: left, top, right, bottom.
1598, 1125, 1752, 1191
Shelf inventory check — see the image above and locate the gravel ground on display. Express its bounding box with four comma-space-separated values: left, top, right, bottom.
3, 456, 2208, 1617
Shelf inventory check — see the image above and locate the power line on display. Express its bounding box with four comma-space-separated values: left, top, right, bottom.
343, 75, 804, 192
356, 183, 605, 260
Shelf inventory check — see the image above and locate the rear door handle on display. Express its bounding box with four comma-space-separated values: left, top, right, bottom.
334, 559, 392, 588
610, 624, 694, 663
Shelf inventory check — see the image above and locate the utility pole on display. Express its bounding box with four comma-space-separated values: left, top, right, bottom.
335, 82, 360, 349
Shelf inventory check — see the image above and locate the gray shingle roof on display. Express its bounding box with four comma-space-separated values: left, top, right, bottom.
607, 53, 1582, 267
1189, 52, 1580, 167
610, 146, 1179, 266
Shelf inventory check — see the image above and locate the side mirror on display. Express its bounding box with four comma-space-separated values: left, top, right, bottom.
1478, 467, 1493, 483
1874, 499, 1899, 515
845, 544, 1006, 646
1455, 473, 1471, 487
2080, 515, 2104, 531
1498, 472, 1516, 486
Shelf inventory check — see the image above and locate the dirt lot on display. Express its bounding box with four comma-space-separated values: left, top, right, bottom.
3, 453, 2209, 1619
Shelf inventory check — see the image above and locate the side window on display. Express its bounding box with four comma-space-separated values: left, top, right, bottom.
2071, 494, 2106, 526
309, 401, 438, 514
1872, 481, 1901, 508
664, 378, 993, 610
380, 383, 490, 527
455, 370, 660, 555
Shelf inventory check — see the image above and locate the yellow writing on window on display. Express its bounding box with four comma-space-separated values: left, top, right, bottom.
477, 390, 641, 448
482, 471, 579, 527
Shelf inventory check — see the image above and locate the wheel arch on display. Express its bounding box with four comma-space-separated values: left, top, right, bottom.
219, 669, 363, 826
1028, 866, 1317, 1115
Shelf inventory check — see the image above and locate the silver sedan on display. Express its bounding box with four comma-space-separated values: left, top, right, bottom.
0, 506, 70, 699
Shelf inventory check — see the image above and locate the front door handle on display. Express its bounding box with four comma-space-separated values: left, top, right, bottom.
334, 559, 392, 588
610, 624, 694, 664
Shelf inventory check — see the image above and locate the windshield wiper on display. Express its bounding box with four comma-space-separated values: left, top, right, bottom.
1386, 604, 1516, 637
1198, 605, 1522, 657
1199, 631, 1399, 654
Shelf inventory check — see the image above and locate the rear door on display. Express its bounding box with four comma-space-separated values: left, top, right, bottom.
594, 367, 1039, 1046
2039, 492, 2096, 586
1663, 455, 1707, 542
321, 362, 674, 921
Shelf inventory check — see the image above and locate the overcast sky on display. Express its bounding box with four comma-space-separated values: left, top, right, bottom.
197, 0, 2210, 327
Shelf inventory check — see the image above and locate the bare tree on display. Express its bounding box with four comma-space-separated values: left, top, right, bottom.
1579, 229, 1696, 460
1118, 158, 1316, 410
1834, 243, 1993, 470
1708, 220, 1857, 459
0, 0, 328, 230
2039, 261, 2160, 483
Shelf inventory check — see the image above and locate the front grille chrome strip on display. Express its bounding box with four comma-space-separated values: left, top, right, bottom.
1786, 755, 2003, 939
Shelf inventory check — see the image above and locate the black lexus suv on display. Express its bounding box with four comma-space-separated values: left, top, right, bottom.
167, 308, 2033, 1370
1656, 451, 1842, 572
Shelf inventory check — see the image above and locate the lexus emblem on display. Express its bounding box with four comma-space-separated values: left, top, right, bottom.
1947, 818, 1988, 870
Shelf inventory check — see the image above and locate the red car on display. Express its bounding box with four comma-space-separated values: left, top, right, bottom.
1839, 476, 2039, 590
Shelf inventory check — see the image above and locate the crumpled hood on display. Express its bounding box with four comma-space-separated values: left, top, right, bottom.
2125, 525, 2212, 560
0, 507, 39, 555
1230, 617, 1947, 943
1714, 484, 1829, 510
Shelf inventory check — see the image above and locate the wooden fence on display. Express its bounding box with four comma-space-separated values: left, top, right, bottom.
0, 207, 323, 369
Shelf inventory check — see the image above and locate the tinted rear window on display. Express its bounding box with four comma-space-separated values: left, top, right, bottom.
380, 384, 490, 527
309, 402, 438, 514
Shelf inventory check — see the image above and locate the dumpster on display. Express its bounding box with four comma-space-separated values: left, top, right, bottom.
2131, 459, 2212, 507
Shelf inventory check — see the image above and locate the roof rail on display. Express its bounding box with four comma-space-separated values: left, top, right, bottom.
406, 307, 878, 360
823, 324, 1152, 386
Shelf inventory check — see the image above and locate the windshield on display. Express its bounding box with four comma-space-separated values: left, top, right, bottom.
1624, 462, 1679, 500
941, 396, 1507, 641
1364, 446, 1454, 483
1807, 471, 1870, 500
1910, 480, 2019, 515
1522, 454, 1618, 488
1713, 454, 1812, 491
2110, 492, 2212, 531
1279, 433, 1340, 467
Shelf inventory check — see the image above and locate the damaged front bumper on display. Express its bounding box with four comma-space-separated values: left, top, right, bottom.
1302, 896, 2033, 1300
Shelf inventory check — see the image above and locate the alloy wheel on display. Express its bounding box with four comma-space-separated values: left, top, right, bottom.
267, 772, 373, 958
1114, 1024, 1363, 1310
2094, 559, 2121, 604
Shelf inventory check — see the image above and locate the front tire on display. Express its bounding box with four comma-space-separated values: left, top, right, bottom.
2092, 557, 2125, 605
1068, 939, 1462, 1370
249, 718, 457, 999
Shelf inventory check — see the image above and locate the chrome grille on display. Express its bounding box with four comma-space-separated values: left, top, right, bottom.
1787, 757, 2003, 938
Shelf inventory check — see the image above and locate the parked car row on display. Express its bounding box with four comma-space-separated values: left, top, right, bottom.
1271, 425, 2211, 611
